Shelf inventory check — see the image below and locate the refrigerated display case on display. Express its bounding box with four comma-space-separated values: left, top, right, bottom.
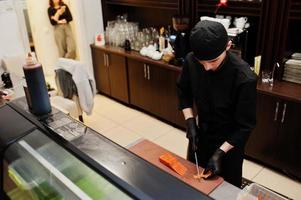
0, 101, 213, 200
3, 129, 133, 200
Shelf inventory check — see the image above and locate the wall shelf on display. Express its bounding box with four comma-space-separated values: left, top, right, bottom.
105, 0, 180, 10
289, 1, 301, 20
196, 0, 262, 17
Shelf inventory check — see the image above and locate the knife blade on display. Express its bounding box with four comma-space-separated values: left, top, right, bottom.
194, 152, 200, 178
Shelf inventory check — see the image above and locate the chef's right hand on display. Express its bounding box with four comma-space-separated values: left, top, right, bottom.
186, 117, 199, 152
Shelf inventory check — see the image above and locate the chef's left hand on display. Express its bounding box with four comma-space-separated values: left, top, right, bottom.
205, 148, 226, 177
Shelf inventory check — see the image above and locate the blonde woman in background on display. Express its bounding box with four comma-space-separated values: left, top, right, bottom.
48, 0, 76, 59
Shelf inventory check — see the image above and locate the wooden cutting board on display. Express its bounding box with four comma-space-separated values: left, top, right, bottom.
129, 140, 224, 195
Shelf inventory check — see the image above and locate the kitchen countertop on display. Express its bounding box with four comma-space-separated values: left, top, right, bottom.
92, 45, 301, 103
91, 44, 182, 72
257, 80, 301, 103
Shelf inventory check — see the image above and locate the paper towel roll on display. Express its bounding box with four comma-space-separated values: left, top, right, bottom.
23, 62, 51, 115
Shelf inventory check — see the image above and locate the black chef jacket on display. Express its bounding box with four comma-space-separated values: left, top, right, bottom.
177, 51, 257, 150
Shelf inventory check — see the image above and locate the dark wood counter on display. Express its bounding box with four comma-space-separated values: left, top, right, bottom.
92, 44, 301, 103
257, 80, 301, 103
247, 81, 301, 180
91, 45, 182, 72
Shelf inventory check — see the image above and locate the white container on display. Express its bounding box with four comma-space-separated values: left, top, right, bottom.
237, 183, 289, 200
95, 33, 105, 46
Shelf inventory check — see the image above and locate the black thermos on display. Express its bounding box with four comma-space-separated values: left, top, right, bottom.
23, 54, 51, 115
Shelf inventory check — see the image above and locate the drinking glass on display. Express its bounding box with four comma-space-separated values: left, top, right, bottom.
261, 70, 272, 84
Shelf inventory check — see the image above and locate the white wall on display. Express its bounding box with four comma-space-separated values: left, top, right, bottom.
26, 0, 59, 75
12, 0, 30, 54
26, 0, 104, 77
0, 0, 30, 76
0, 0, 29, 57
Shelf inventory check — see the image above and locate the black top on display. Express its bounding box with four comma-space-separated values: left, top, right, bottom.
177, 52, 257, 149
48, 4, 73, 26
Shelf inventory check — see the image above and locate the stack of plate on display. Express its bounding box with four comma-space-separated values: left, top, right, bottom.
283, 58, 301, 84
291, 53, 301, 60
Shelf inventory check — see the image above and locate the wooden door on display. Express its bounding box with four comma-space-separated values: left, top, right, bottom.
245, 94, 280, 166
169, 70, 186, 128
108, 53, 129, 103
147, 64, 167, 117
91, 48, 110, 95
275, 100, 301, 179
150, 65, 185, 128
128, 59, 153, 112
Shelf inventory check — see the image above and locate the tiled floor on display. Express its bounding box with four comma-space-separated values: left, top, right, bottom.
80, 94, 301, 199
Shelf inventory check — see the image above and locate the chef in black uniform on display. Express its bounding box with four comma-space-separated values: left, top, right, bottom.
177, 20, 257, 187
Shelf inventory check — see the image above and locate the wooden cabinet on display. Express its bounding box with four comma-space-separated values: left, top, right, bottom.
246, 82, 301, 179
91, 45, 185, 128
245, 94, 280, 166
91, 47, 129, 103
92, 47, 110, 95
149, 64, 185, 127
108, 53, 129, 103
128, 58, 185, 128
128, 59, 153, 112
276, 100, 301, 178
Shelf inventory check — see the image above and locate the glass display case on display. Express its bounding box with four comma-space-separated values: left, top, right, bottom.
1, 100, 213, 200
3, 129, 133, 200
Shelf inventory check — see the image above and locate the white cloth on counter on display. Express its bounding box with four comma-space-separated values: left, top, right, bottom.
140, 45, 163, 60
55, 58, 95, 115
50, 95, 80, 118
1, 54, 26, 77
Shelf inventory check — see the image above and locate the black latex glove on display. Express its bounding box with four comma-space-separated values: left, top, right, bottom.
205, 148, 226, 177
186, 117, 199, 152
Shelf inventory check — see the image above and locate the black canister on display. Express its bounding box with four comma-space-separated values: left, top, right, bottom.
1, 72, 13, 88
23, 54, 51, 115
124, 39, 131, 51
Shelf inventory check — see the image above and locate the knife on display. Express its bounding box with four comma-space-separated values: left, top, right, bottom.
194, 152, 200, 179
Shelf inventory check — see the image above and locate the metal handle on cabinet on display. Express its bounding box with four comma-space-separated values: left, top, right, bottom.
106, 54, 110, 67
143, 64, 147, 79
103, 54, 107, 66
147, 65, 150, 80
274, 102, 279, 121
281, 103, 287, 123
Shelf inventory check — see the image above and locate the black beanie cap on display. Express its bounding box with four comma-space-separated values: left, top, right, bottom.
190, 20, 228, 61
